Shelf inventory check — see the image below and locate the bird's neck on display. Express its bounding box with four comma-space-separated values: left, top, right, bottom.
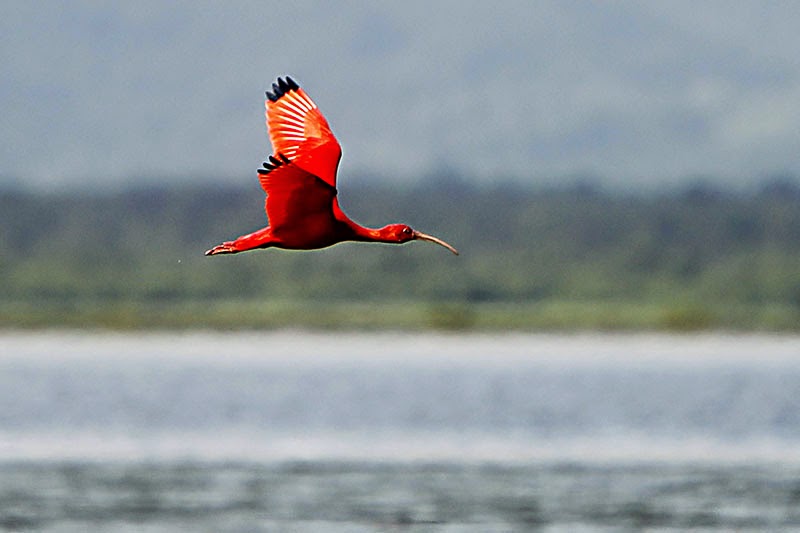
336, 217, 395, 243
334, 198, 393, 244
348, 224, 390, 243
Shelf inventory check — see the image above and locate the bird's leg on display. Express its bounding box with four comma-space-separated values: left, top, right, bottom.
205, 227, 273, 256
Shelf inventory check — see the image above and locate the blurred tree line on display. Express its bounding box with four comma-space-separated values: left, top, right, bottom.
1, 177, 799, 329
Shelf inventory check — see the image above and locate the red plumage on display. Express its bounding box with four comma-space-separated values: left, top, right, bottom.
205, 77, 458, 256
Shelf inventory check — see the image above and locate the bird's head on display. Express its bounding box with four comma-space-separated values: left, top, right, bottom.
380, 224, 459, 255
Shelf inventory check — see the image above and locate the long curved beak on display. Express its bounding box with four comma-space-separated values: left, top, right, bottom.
413, 231, 459, 255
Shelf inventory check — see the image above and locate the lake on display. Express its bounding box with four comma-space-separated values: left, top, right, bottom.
1, 331, 800, 531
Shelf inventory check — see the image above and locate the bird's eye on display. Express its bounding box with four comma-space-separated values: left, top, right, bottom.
402, 227, 412, 235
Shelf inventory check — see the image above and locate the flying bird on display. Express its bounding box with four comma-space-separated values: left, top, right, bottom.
205, 77, 458, 256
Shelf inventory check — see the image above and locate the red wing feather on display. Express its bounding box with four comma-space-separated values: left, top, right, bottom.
257, 161, 337, 234
265, 77, 342, 188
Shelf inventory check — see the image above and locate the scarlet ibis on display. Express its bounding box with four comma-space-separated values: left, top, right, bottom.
205, 77, 458, 256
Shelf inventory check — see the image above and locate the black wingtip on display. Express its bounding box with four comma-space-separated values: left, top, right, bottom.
258, 152, 292, 176
265, 76, 299, 102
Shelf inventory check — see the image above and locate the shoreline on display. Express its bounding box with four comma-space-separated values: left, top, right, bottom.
2, 298, 799, 333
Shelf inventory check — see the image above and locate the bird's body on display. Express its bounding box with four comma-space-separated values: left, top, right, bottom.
205, 77, 457, 256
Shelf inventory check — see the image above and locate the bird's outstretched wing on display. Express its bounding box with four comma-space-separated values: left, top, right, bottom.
264, 77, 342, 189
257, 154, 337, 235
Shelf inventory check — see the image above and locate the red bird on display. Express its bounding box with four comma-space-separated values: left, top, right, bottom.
205, 77, 458, 256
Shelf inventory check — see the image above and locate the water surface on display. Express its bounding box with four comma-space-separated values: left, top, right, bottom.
1, 331, 799, 531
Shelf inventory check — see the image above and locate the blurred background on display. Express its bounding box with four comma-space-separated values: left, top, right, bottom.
3, 2, 800, 531
2, 1, 800, 329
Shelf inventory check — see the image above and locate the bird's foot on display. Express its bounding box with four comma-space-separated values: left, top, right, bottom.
205, 242, 237, 256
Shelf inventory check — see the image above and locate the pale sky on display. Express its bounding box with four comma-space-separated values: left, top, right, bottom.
2, 1, 799, 190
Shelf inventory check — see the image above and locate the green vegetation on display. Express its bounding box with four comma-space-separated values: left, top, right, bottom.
1, 178, 799, 331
